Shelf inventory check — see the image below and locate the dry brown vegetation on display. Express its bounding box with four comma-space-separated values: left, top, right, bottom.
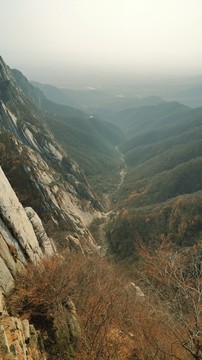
7, 244, 202, 360
138, 241, 202, 360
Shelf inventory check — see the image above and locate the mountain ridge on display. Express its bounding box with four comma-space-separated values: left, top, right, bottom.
0, 56, 103, 252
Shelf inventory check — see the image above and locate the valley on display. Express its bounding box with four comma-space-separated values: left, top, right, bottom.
1, 55, 202, 360
89, 145, 128, 256
116, 145, 128, 191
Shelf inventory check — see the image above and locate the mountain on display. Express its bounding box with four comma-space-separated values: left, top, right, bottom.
0, 56, 103, 252
44, 114, 125, 195
0, 55, 110, 359
107, 101, 190, 137
31, 80, 166, 114
13, 70, 125, 196
0, 166, 56, 294
33, 76, 202, 111
107, 102, 202, 261
31, 80, 115, 111
31, 80, 73, 105
0, 166, 81, 359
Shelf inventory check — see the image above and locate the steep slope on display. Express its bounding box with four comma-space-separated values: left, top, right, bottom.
120, 106, 202, 202
12, 68, 125, 195
45, 114, 125, 194
0, 167, 83, 360
107, 102, 202, 261
0, 56, 102, 250
0, 56, 106, 359
0, 166, 56, 359
0, 167, 55, 294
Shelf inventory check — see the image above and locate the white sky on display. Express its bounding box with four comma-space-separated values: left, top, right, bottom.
1, 0, 202, 85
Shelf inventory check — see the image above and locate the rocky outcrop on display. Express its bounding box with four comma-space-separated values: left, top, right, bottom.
126, 282, 145, 301
0, 167, 55, 295
25, 207, 56, 256
0, 165, 82, 358
0, 135, 101, 242
0, 292, 47, 360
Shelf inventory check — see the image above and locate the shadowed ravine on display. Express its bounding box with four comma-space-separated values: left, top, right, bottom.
89, 146, 127, 255
116, 145, 128, 191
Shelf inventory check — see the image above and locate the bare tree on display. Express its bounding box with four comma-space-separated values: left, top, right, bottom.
137, 241, 202, 360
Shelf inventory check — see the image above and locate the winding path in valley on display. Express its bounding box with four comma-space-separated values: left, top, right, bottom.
115, 145, 127, 191
93, 146, 127, 254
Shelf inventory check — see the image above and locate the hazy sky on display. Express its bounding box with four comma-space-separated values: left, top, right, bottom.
1, 0, 202, 86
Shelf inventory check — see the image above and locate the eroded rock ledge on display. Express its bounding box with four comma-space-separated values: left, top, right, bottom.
0, 292, 47, 360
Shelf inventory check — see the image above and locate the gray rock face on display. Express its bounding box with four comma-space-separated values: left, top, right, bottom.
0, 290, 47, 360
25, 207, 56, 256
66, 234, 85, 255
0, 167, 55, 294
127, 282, 145, 301
0, 258, 14, 295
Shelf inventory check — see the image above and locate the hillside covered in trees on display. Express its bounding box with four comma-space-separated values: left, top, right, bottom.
104, 102, 202, 262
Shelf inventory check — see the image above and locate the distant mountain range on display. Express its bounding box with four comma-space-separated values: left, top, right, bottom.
31, 80, 166, 113
32, 75, 202, 111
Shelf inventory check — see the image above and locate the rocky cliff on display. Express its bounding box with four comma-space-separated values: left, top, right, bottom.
0, 56, 103, 253
0, 166, 55, 295
0, 55, 105, 359
0, 165, 84, 359
0, 166, 56, 359
0, 291, 47, 360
